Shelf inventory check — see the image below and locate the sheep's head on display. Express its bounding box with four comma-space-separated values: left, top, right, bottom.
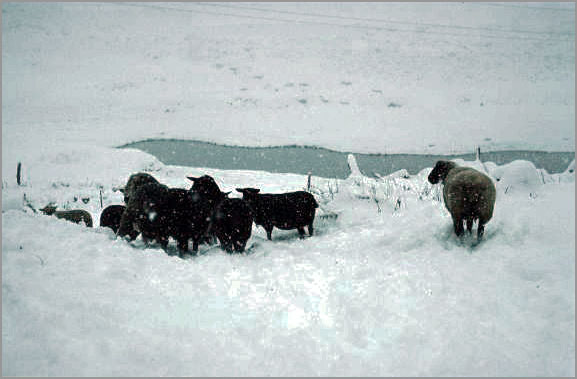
428, 160, 456, 184
236, 188, 260, 199
188, 175, 228, 202
122, 173, 159, 204
40, 204, 57, 215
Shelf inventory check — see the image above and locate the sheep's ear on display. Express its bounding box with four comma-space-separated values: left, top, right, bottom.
236, 188, 245, 193
187, 176, 198, 182
248, 188, 260, 194
118, 188, 125, 193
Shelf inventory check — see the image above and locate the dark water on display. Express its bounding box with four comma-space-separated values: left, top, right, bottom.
119, 139, 575, 179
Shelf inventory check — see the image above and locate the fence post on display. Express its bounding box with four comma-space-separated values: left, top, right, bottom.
17, 162, 22, 186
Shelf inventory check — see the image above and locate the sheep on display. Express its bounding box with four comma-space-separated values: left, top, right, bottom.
165, 187, 214, 254
113, 172, 160, 242
119, 172, 159, 204
187, 175, 229, 243
117, 181, 219, 255
40, 204, 93, 227
117, 182, 171, 249
187, 175, 229, 206
428, 160, 496, 241
235, 188, 318, 240
209, 198, 254, 253
99, 205, 126, 234
188, 175, 254, 253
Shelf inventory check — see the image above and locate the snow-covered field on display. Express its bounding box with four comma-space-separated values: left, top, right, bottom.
2, 2, 575, 377
2, 1, 575, 160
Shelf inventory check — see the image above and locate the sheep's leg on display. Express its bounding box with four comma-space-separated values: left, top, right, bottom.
128, 229, 140, 241
223, 243, 233, 253
466, 218, 473, 234
265, 225, 273, 240
158, 236, 169, 251
141, 233, 151, 245
308, 222, 314, 236
297, 227, 306, 239
117, 211, 137, 241
453, 218, 464, 237
192, 238, 200, 254
234, 240, 246, 253
177, 238, 189, 255
477, 223, 485, 241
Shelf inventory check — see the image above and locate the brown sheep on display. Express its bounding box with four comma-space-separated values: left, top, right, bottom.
428, 160, 496, 241
40, 204, 93, 227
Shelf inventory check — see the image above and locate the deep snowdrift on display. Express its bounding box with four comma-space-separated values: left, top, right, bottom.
2, 146, 575, 376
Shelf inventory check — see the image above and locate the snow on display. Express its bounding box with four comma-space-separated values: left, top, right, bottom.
2, 1, 574, 161
2, 2, 575, 377
3, 149, 574, 376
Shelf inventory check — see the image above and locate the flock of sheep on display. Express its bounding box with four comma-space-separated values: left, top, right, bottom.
40, 160, 496, 255
102, 172, 319, 256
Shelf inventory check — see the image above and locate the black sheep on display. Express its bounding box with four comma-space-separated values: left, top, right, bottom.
100, 204, 127, 234
119, 172, 159, 204
428, 160, 496, 241
209, 198, 254, 253
117, 182, 171, 249
188, 175, 254, 253
235, 188, 318, 240
166, 188, 213, 254
187, 175, 229, 206
117, 182, 216, 256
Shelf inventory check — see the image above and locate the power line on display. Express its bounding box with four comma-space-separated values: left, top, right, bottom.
111, 2, 574, 43
195, 2, 575, 37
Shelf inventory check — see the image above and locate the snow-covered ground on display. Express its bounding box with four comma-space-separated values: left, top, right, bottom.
2, 2, 575, 377
2, 150, 575, 376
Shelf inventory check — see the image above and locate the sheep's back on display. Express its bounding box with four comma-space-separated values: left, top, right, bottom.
443, 168, 496, 219
100, 205, 126, 232
54, 210, 93, 227
250, 191, 317, 226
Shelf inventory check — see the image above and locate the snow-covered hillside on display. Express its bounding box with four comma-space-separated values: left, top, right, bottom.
2, 1, 575, 167
2, 2, 575, 377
